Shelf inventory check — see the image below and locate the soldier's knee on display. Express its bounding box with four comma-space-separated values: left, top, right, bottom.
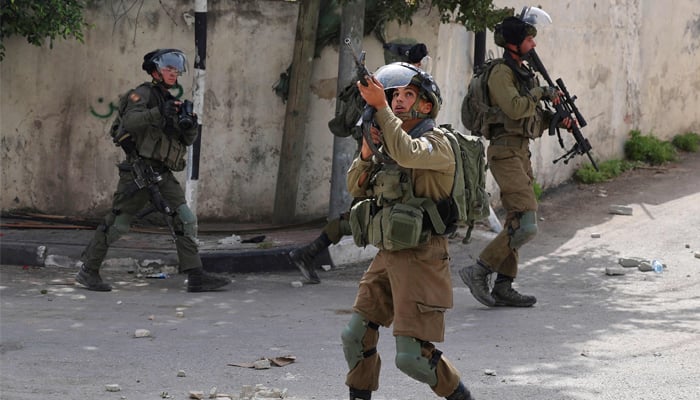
341, 313, 378, 370
105, 212, 132, 244
394, 336, 438, 386
509, 210, 538, 249
176, 204, 197, 237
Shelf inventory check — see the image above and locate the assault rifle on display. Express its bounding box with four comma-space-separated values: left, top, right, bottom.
344, 38, 393, 164
127, 155, 177, 240
526, 49, 599, 171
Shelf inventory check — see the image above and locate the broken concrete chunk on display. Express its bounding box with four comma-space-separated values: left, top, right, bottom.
609, 205, 633, 215
105, 384, 121, 392
484, 369, 497, 376
591, 233, 601, 238
177, 369, 186, 377
253, 359, 272, 369
695, 252, 700, 259
134, 329, 151, 338
638, 261, 653, 272
290, 281, 303, 288
189, 391, 204, 399
618, 257, 643, 268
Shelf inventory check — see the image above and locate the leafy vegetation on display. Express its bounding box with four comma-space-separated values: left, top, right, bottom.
0, 0, 91, 61
624, 129, 677, 165
533, 181, 543, 201
574, 159, 639, 184
671, 132, 700, 152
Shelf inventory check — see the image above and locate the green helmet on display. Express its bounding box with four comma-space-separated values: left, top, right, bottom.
373, 62, 442, 119
494, 6, 551, 47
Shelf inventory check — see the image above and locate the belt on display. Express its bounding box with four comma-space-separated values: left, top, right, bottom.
489, 136, 529, 148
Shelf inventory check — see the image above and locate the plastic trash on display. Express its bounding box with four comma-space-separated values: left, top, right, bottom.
651, 259, 663, 273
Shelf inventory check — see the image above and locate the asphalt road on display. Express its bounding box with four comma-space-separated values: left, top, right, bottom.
2, 152, 699, 400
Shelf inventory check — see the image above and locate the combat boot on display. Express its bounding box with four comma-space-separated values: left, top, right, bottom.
349, 388, 372, 400
288, 234, 331, 284
75, 265, 112, 292
491, 280, 537, 307
458, 261, 495, 307
186, 268, 230, 292
445, 381, 474, 400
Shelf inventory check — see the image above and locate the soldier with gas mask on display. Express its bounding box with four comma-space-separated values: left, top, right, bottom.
76, 49, 230, 293
341, 63, 474, 400
459, 7, 570, 307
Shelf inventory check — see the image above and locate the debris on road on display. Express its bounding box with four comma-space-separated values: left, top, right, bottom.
609, 205, 634, 215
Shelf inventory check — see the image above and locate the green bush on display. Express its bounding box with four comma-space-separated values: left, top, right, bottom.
574, 159, 638, 183
671, 132, 700, 152
624, 130, 677, 165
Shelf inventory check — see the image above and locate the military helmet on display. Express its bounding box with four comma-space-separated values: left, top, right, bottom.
373, 62, 442, 119
494, 6, 551, 47
142, 49, 188, 75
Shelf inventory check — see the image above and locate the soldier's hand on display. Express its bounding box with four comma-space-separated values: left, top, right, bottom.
116, 133, 137, 155
162, 99, 179, 118
357, 76, 388, 110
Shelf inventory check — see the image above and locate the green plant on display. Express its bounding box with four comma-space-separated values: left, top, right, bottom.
0, 0, 91, 61
533, 181, 543, 201
671, 132, 700, 152
623, 130, 677, 165
574, 159, 638, 184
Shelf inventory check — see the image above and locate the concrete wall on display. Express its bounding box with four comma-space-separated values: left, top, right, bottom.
1, 1, 699, 222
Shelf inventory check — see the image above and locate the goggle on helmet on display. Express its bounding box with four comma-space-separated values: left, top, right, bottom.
373, 62, 442, 119
142, 49, 188, 76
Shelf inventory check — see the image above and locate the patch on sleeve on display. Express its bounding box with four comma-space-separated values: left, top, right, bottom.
129, 92, 141, 102
420, 137, 434, 153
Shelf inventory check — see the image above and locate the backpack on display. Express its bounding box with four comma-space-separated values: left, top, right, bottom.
439, 124, 490, 242
328, 81, 365, 140
460, 58, 505, 139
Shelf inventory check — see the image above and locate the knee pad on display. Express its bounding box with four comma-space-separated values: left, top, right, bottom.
394, 336, 438, 387
105, 213, 132, 245
509, 210, 538, 249
175, 204, 197, 238
341, 313, 379, 370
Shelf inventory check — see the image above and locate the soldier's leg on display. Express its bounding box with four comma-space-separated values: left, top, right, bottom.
289, 211, 351, 283
159, 173, 229, 292
341, 312, 381, 398
394, 336, 473, 399
78, 173, 148, 291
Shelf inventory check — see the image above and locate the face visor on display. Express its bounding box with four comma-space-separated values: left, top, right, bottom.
153, 51, 188, 75
518, 6, 552, 27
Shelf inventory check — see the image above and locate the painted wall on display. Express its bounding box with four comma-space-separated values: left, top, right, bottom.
1, 1, 699, 222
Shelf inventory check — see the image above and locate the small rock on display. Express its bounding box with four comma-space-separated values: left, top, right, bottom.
695, 252, 700, 259
638, 261, 653, 272
609, 205, 633, 215
484, 369, 497, 376
189, 391, 204, 399
134, 329, 151, 338
209, 386, 217, 398
290, 281, 303, 288
177, 369, 186, 377
321, 264, 332, 272
253, 358, 272, 369
176, 311, 185, 318
618, 258, 643, 268
590, 233, 601, 238
105, 384, 121, 392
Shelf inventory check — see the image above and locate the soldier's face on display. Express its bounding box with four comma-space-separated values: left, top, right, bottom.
520, 36, 536, 53
391, 86, 419, 114
158, 66, 180, 86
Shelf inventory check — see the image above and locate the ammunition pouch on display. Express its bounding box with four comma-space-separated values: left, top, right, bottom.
138, 131, 187, 171
349, 200, 429, 251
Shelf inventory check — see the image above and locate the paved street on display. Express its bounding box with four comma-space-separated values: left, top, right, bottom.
2, 152, 700, 400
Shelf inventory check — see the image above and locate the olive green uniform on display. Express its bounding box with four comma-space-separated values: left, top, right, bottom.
81, 82, 202, 273
479, 61, 552, 278
343, 106, 461, 396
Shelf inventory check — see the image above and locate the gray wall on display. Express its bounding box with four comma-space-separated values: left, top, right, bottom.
1, 1, 699, 222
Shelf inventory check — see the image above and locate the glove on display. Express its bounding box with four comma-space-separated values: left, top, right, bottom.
542, 86, 560, 101
162, 99, 178, 119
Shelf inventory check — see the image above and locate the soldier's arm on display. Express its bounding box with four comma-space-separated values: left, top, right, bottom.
121, 86, 163, 134
488, 65, 539, 120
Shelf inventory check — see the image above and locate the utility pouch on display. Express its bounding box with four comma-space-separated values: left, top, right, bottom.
379, 203, 424, 251
349, 199, 373, 247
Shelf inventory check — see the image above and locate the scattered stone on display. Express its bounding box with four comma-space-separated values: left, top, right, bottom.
134, 329, 151, 338
253, 359, 272, 369
609, 205, 633, 215
209, 386, 217, 398
605, 266, 627, 276
321, 264, 332, 272
695, 252, 700, 259
148, 315, 155, 320
591, 233, 601, 238
189, 391, 204, 399
105, 384, 121, 392
40, 289, 48, 294
484, 369, 497, 376
176, 311, 185, 318
686, 244, 691, 248
638, 261, 653, 272
618, 257, 643, 268
177, 369, 186, 377
290, 281, 303, 288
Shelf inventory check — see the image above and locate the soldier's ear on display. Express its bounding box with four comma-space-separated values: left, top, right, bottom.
419, 99, 433, 114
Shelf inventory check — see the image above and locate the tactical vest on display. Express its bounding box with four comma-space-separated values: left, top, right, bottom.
111, 82, 188, 171
349, 120, 454, 251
